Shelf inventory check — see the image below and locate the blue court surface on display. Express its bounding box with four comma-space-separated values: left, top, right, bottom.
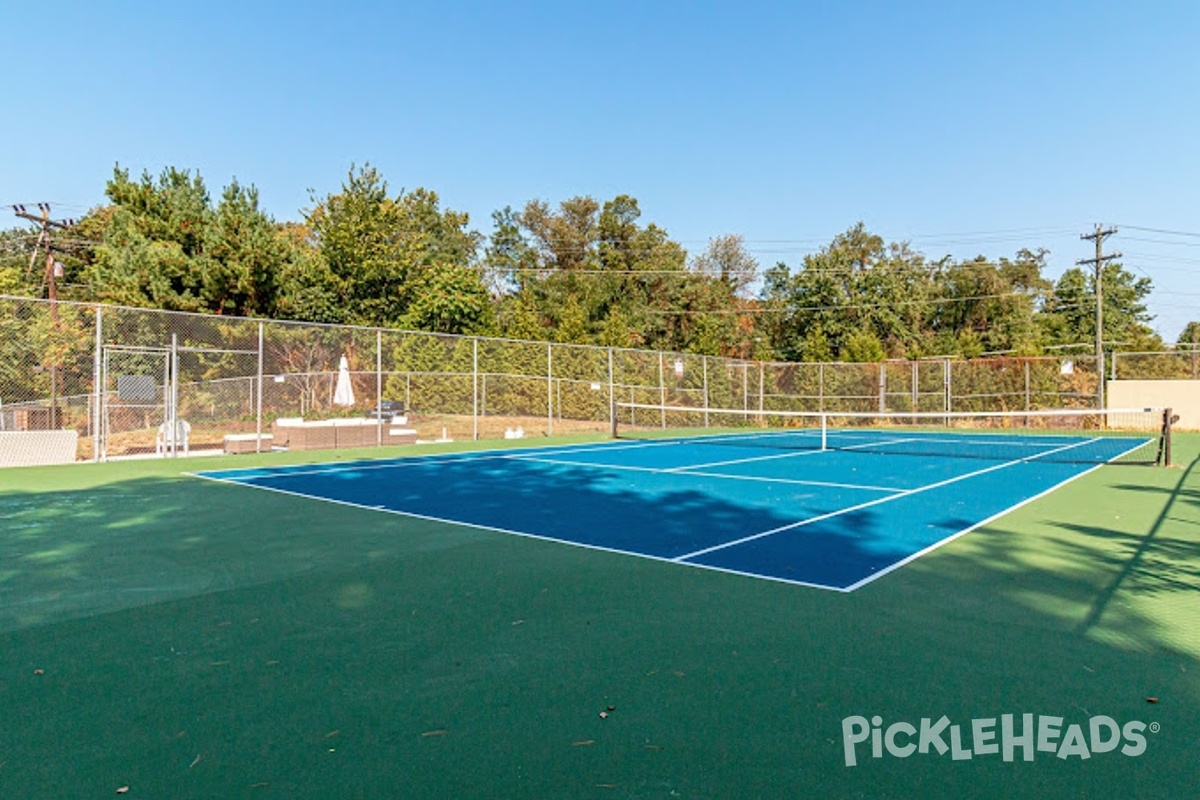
195, 430, 1148, 591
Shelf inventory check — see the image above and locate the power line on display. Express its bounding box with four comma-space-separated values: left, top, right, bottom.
1117, 224, 1200, 239
1120, 235, 1200, 248
632, 290, 1052, 316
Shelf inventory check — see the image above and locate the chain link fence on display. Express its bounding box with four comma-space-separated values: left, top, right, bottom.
0, 294, 1114, 463
1111, 350, 1200, 380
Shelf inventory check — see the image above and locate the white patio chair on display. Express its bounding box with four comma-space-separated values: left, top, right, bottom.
156, 419, 191, 455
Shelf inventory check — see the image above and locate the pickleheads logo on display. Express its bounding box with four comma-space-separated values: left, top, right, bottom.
841, 714, 1157, 767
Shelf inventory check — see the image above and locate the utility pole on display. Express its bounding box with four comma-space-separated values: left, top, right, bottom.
12, 203, 77, 428
1077, 224, 1121, 407
12, 203, 76, 320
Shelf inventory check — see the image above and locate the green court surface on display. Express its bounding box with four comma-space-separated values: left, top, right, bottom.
1, 435, 1197, 799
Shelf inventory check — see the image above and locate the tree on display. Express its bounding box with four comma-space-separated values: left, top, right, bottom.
692, 235, 759, 297
83, 166, 215, 311
1042, 261, 1155, 351
402, 262, 493, 335
273, 222, 342, 324
0, 226, 42, 295
1177, 321, 1200, 348
483, 206, 537, 296
79, 166, 301, 318
305, 164, 490, 332
763, 223, 932, 360
201, 180, 287, 317
797, 325, 833, 362
931, 250, 1049, 356
489, 194, 740, 352
840, 329, 887, 362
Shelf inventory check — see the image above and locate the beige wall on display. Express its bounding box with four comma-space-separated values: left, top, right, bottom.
1108, 380, 1200, 431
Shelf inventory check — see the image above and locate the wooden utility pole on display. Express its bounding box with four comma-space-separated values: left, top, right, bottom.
1077, 224, 1121, 405
11, 203, 77, 428
12, 203, 75, 320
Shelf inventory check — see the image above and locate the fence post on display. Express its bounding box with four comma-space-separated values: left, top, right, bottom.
547, 343, 554, 436
702, 355, 710, 427
100, 342, 109, 461
169, 333, 179, 457
911, 360, 918, 412
819, 363, 825, 413
878, 363, 886, 413
256, 322, 264, 452
375, 329, 383, 446
944, 359, 951, 422
657, 352, 667, 429
92, 306, 103, 462
758, 360, 765, 424
607, 347, 615, 430
658, 352, 666, 428
472, 338, 479, 441
1024, 360, 1030, 413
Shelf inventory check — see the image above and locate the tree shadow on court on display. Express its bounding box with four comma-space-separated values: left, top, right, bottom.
896, 437, 1200, 662
0, 456, 910, 633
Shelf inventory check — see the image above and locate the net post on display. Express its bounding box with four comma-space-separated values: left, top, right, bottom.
821, 412, 828, 451
1159, 408, 1174, 467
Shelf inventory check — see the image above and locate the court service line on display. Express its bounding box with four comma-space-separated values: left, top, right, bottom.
199, 438, 682, 481
672, 437, 1102, 562
660, 436, 923, 472
510, 455, 903, 493
673, 469, 904, 493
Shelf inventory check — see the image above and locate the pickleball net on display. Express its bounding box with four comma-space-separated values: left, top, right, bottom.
611, 402, 1176, 466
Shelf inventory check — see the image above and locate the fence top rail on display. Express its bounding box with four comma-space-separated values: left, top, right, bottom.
103, 344, 171, 353
1114, 350, 1200, 357
177, 346, 260, 356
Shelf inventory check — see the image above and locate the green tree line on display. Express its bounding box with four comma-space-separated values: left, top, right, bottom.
2, 163, 1195, 363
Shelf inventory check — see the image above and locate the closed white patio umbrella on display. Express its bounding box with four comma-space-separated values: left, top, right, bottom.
333, 355, 356, 407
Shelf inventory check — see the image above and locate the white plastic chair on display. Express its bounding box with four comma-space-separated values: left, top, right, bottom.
156, 419, 191, 455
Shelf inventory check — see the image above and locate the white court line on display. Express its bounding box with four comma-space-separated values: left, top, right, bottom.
201, 438, 680, 480
673, 469, 903, 493
672, 437, 1103, 562
190, 473, 851, 592
511, 455, 902, 493
653, 435, 922, 473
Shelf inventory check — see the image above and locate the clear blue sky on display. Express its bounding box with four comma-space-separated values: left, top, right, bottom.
3, 0, 1197, 339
